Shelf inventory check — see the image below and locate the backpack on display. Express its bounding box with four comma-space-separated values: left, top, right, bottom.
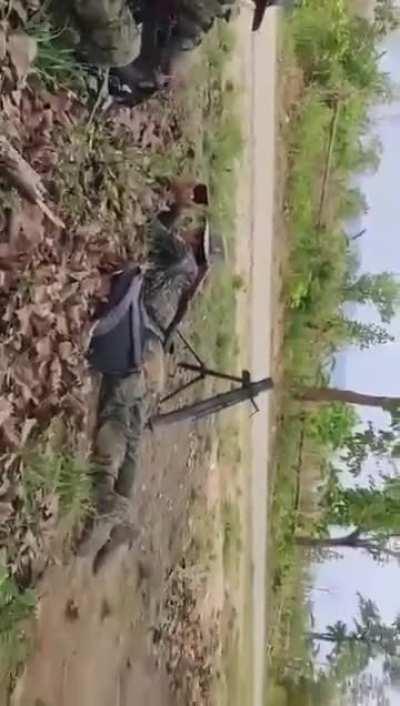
87, 266, 164, 376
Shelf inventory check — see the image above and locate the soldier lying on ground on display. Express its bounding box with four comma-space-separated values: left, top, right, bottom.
79, 180, 218, 572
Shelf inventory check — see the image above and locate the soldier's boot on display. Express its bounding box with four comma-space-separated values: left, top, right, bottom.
93, 523, 140, 574
77, 493, 135, 560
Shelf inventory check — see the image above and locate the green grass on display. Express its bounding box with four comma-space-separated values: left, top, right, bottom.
22, 450, 93, 533
26, 17, 87, 91
0, 568, 36, 685
168, 22, 243, 371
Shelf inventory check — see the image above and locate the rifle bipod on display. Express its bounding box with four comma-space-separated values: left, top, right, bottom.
149, 330, 273, 428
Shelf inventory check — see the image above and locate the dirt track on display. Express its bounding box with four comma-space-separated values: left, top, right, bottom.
233, 6, 279, 706
249, 10, 279, 706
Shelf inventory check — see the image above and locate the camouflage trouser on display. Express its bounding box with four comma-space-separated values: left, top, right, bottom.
78, 336, 165, 568
95, 372, 148, 500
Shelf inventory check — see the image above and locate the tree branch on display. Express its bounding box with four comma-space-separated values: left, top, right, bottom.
0, 136, 64, 229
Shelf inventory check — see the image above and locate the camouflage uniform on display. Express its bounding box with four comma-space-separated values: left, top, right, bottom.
55, 0, 234, 69
52, 0, 141, 66
79, 213, 199, 568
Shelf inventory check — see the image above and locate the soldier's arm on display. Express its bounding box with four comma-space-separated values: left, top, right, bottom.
157, 202, 184, 231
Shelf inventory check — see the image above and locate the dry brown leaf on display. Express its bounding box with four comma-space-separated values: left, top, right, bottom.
2, 417, 20, 446
0, 397, 13, 425
1, 93, 21, 121
16, 305, 33, 336
13, 378, 33, 405
14, 355, 37, 391
20, 417, 37, 446
9, 0, 28, 23
40, 493, 59, 529
58, 340, 72, 361
0, 475, 11, 499
55, 314, 69, 336
67, 305, 82, 332
7, 32, 37, 83
49, 356, 62, 391
10, 89, 22, 107
36, 336, 52, 360
0, 501, 13, 523
0, 270, 14, 291
0, 26, 7, 62
0, 242, 18, 259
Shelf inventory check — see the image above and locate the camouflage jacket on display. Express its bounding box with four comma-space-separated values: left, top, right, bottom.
54, 0, 141, 66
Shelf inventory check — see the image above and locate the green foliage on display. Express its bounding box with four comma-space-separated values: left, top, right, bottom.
344, 319, 394, 349
374, 0, 400, 37
327, 475, 400, 533
23, 451, 93, 529
305, 403, 358, 449
175, 22, 242, 369
343, 271, 400, 322
27, 21, 85, 91
289, 0, 389, 96
340, 423, 399, 475
312, 594, 400, 676
0, 568, 36, 683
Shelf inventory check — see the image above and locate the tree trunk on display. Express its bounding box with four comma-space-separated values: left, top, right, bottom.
296, 528, 362, 548
296, 529, 400, 561
295, 386, 400, 409
307, 632, 361, 644
150, 377, 273, 428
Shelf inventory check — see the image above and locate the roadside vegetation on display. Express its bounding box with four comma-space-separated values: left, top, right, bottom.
0, 569, 36, 686
268, 0, 400, 703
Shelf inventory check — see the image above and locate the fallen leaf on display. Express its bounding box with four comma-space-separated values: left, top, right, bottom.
7, 33, 37, 83
9, 0, 28, 23
16, 305, 33, 336
2, 417, 20, 446
58, 341, 72, 360
0, 270, 14, 291
49, 356, 62, 392
40, 493, 59, 528
0, 242, 18, 259
0, 398, 13, 425
0, 502, 13, 523
20, 417, 37, 446
0, 26, 6, 62
55, 314, 69, 336
12, 204, 44, 248
67, 305, 82, 331
36, 337, 52, 360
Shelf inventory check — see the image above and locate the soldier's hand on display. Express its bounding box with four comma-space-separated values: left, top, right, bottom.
170, 178, 197, 206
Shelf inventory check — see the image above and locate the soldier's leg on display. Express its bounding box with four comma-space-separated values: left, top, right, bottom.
115, 402, 146, 497
115, 335, 165, 497
94, 418, 127, 510
78, 373, 145, 560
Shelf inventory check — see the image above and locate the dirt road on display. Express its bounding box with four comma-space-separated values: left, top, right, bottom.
235, 7, 279, 706
250, 12, 279, 706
